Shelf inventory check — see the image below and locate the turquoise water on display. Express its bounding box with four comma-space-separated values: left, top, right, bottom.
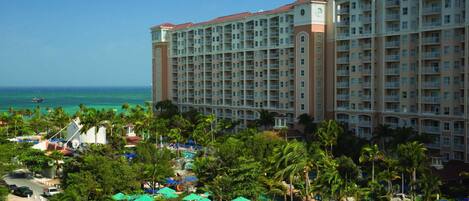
0, 87, 152, 114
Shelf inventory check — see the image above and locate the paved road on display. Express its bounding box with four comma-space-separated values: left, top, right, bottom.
3, 175, 47, 201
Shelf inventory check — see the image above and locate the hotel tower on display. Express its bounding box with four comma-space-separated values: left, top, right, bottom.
152, 0, 469, 163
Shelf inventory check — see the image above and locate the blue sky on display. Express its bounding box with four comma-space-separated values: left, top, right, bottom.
0, 0, 291, 87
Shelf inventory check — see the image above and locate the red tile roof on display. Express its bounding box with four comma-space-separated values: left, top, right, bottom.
152, 1, 300, 31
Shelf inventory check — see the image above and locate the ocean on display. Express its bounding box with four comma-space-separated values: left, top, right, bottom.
0, 86, 152, 114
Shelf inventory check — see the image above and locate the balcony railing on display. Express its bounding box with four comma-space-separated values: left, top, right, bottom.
422, 126, 441, 133
385, 82, 400, 88
385, 14, 400, 21
386, 0, 399, 7
385, 95, 399, 101
422, 52, 440, 59
337, 70, 350, 76
421, 96, 441, 103
422, 37, 440, 44
423, 6, 441, 15
337, 82, 350, 88
385, 68, 400, 75
385, 41, 400, 48
422, 82, 440, 88
385, 55, 400, 61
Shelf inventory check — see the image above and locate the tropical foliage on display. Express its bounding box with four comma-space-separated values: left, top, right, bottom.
0, 102, 462, 200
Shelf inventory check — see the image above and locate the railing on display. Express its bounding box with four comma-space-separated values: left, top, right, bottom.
386, 0, 399, 7
422, 126, 441, 133
337, 82, 350, 88
421, 96, 441, 103
385, 55, 400, 61
423, 6, 441, 14
384, 82, 400, 88
422, 37, 440, 44
385, 41, 400, 48
385, 14, 400, 21
385, 68, 400, 75
337, 70, 350, 76
384, 96, 399, 101
422, 82, 440, 88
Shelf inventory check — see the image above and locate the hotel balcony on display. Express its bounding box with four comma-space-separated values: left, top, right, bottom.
361, 55, 372, 63
337, 82, 350, 88
384, 81, 400, 88
422, 96, 441, 103
361, 43, 372, 50
337, 21, 350, 27
337, 8, 350, 14
385, 55, 400, 62
385, 68, 400, 75
361, 4, 372, 11
337, 45, 350, 52
385, 0, 400, 7
361, 17, 372, 24
454, 128, 465, 135
385, 41, 400, 48
358, 120, 372, 127
337, 57, 350, 64
361, 95, 371, 101
337, 33, 350, 40
422, 81, 440, 88
422, 52, 440, 60
385, 14, 400, 21
337, 94, 350, 100
422, 66, 440, 74
422, 6, 441, 15
362, 82, 371, 88
384, 95, 399, 102
422, 37, 440, 44
422, 21, 442, 28
337, 70, 350, 76
422, 126, 441, 134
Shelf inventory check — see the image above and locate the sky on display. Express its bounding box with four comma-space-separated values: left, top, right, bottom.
0, 0, 291, 87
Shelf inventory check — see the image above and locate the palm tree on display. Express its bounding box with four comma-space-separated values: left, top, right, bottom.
297, 113, 316, 139
397, 141, 427, 195
372, 124, 393, 152
79, 108, 101, 144
154, 100, 178, 118
273, 141, 315, 201
359, 144, 383, 182
168, 128, 183, 156
256, 109, 276, 130
316, 120, 343, 154
49, 150, 64, 178
377, 157, 400, 199
419, 173, 441, 201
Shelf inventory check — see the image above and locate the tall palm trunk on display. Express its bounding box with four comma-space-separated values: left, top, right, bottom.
305, 170, 310, 201
401, 172, 405, 194
289, 176, 293, 201
372, 161, 375, 182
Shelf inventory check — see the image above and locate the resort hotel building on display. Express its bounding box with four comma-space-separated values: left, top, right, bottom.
151, 0, 469, 163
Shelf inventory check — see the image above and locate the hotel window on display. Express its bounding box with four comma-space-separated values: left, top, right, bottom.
301, 59, 305, 65
301, 93, 304, 99
301, 47, 304, 53
301, 81, 305, 87
402, 7, 408, 15
444, 15, 451, 24
301, 35, 305, 42
301, 104, 305, 110
445, 0, 451, 8
301, 70, 304, 76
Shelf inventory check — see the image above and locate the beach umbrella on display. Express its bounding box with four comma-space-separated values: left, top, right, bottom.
157, 187, 176, 194
134, 194, 153, 201
111, 192, 127, 200
162, 192, 179, 199
232, 196, 250, 201
182, 193, 203, 201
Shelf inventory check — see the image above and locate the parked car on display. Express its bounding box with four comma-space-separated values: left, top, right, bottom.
43, 187, 60, 197
8, 184, 18, 193
13, 186, 33, 197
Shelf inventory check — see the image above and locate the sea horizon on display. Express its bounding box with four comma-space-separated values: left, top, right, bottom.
0, 86, 152, 114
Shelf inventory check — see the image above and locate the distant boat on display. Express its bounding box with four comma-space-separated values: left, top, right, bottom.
32, 97, 44, 103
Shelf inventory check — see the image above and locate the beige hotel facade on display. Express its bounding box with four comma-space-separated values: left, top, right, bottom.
151, 0, 469, 162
